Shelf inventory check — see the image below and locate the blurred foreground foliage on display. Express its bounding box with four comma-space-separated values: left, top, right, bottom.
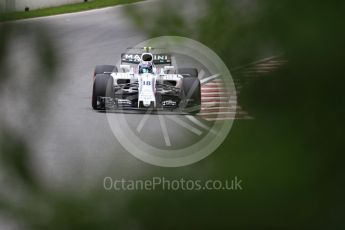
125, 0, 345, 228
0, 0, 345, 229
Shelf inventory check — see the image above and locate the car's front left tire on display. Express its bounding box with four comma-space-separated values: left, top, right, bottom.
182, 76, 201, 114
177, 68, 198, 78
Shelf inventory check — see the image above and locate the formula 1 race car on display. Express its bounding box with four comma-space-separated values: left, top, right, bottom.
92, 48, 201, 113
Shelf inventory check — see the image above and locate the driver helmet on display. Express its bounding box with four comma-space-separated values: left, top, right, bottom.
139, 62, 153, 74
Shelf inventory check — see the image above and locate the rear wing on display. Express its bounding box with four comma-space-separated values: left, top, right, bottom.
121, 47, 172, 65
121, 53, 172, 65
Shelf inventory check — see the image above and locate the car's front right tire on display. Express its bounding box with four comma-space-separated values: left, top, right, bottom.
93, 65, 117, 77
92, 74, 114, 110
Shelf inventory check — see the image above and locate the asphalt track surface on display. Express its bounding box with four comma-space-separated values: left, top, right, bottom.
0, 1, 240, 191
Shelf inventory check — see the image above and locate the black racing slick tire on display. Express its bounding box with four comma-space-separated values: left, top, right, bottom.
94, 65, 117, 76
92, 74, 114, 110
182, 76, 201, 114
177, 68, 198, 78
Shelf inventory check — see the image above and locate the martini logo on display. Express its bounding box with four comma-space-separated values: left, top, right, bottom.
122, 54, 169, 62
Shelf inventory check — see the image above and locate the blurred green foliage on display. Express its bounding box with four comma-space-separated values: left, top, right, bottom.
0, 0, 344, 229
125, 0, 345, 228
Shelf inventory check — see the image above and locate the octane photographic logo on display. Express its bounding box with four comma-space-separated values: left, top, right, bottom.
106, 36, 236, 167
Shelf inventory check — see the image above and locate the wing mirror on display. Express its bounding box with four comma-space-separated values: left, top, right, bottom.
120, 64, 131, 72
163, 66, 175, 74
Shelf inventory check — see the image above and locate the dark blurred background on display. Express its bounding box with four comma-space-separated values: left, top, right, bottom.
1, 0, 345, 229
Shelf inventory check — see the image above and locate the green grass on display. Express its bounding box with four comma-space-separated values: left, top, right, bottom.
0, 0, 143, 22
